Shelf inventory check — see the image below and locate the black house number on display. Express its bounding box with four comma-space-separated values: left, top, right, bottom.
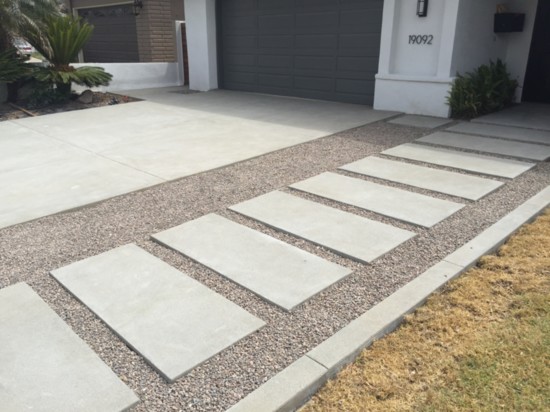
409, 34, 434, 45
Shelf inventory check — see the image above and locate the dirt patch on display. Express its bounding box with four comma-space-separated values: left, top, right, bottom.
0, 91, 139, 121
302, 209, 550, 412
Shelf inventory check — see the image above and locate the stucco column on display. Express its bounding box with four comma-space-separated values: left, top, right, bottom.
184, 0, 218, 91
374, 0, 460, 117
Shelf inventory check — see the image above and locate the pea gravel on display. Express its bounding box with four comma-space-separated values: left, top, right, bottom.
1, 120, 549, 412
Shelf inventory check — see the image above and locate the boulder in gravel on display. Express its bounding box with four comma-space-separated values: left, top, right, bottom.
78, 90, 94, 104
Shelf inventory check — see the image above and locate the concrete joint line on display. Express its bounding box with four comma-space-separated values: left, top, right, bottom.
226, 185, 550, 412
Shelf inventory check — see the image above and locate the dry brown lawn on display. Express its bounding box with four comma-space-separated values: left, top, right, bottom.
302, 209, 550, 412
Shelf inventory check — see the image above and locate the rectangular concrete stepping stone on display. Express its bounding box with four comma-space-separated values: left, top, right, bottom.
0, 283, 139, 412
229, 191, 415, 263
388, 114, 453, 129
51, 244, 265, 382
290, 172, 464, 228
152, 214, 352, 311
446, 122, 550, 146
382, 143, 535, 179
417, 131, 550, 161
340, 156, 503, 201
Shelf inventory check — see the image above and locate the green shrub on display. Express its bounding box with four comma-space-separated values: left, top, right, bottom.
447, 59, 518, 119
26, 80, 67, 107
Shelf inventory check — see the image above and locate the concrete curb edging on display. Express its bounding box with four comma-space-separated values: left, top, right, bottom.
226, 185, 550, 412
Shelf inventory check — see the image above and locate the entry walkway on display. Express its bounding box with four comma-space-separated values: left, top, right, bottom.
0, 88, 395, 229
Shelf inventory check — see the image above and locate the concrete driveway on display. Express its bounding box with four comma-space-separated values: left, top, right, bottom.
0, 88, 397, 229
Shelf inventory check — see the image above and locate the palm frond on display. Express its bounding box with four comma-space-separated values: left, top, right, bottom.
34, 65, 112, 88
0, 47, 32, 82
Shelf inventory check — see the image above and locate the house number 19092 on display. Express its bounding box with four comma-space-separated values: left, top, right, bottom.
409, 35, 433, 45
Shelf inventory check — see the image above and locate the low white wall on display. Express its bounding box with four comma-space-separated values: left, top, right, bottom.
374, 75, 452, 118
72, 62, 182, 92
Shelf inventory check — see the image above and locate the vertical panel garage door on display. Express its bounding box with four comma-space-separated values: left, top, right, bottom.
78, 4, 139, 63
219, 0, 384, 105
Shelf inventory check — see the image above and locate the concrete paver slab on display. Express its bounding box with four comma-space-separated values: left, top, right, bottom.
290, 173, 464, 228
51, 244, 265, 382
417, 131, 550, 161
382, 143, 535, 178
229, 191, 415, 263
388, 114, 453, 129
447, 122, 550, 145
0, 283, 139, 412
340, 156, 503, 201
0, 153, 163, 230
473, 102, 550, 131
152, 214, 352, 311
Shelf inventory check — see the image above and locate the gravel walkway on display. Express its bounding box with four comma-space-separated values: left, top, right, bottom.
1, 120, 549, 411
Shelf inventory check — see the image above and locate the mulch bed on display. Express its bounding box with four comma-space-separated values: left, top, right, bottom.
0, 91, 139, 121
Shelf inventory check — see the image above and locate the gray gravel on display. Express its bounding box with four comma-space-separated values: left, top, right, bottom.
1, 119, 549, 412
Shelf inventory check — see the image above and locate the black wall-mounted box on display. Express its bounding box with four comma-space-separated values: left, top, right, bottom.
494, 13, 525, 33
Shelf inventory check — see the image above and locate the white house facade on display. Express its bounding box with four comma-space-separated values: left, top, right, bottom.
183, 0, 545, 118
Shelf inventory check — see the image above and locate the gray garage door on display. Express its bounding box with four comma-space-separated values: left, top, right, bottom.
78, 4, 139, 63
219, 0, 384, 105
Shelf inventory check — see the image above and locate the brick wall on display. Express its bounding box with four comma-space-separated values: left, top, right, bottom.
136, 0, 178, 62
69, 0, 185, 63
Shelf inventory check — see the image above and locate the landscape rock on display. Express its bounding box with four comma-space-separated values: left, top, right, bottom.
78, 89, 94, 104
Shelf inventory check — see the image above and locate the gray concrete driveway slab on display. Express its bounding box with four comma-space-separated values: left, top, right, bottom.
0, 151, 162, 229
0, 89, 396, 229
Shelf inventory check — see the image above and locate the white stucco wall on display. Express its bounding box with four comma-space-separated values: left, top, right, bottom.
451, 0, 507, 76
184, 0, 218, 91
450, 0, 538, 100
502, 0, 539, 99
72, 62, 182, 92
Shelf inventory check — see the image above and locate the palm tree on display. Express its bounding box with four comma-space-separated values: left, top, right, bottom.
0, 0, 60, 52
